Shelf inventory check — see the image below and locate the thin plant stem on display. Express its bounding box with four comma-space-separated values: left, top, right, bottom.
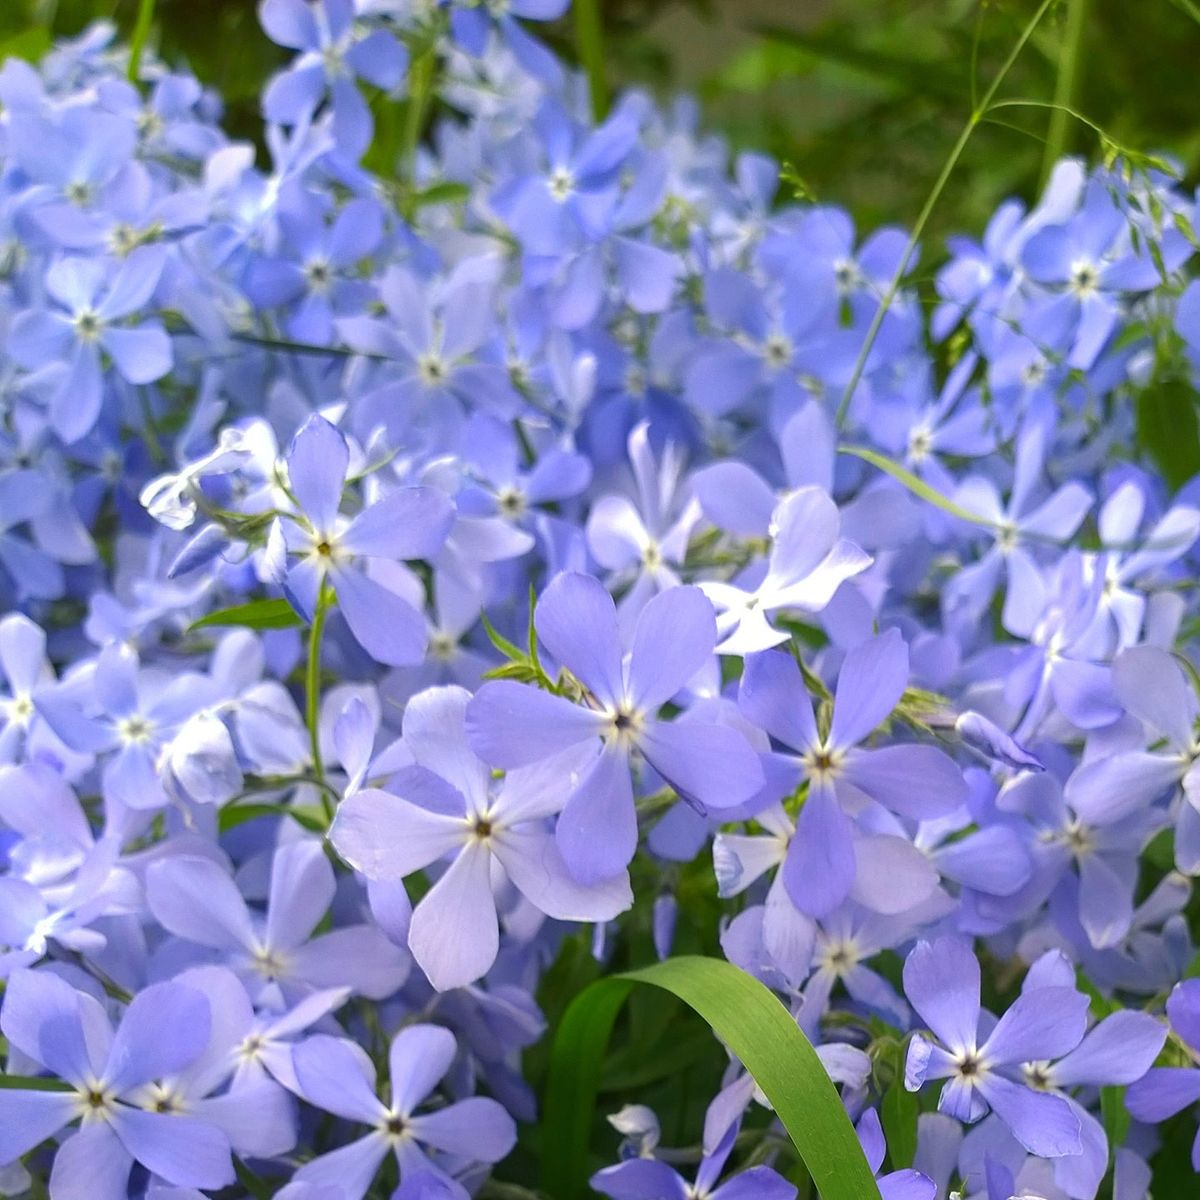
574, 0, 610, 122
401, 45, 437, 214
126, 0, 155, 83
1041, 0, 1088, 186
306, 587, 332, 819
834, 0, 1058, 430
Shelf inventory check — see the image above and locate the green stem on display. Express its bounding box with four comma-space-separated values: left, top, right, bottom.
126, 0, 156, 83
574, 0, 610, 122
401, 47, 437, 214
306, 588, 331, 818
1041, 0, 1088, 186
834, 0, 1057, 430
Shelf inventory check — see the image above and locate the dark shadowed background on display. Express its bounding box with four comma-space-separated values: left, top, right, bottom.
5, 0, 1199, 259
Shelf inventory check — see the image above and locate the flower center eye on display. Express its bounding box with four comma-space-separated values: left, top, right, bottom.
65, 181, 92, 205
474, 818, 493, 839
1070, 261, 1100, 295
385, 1115, 406, 1136
642, 542, 663, 570
305, 259, 332, 289
1024, 1063, 1051, 1090
316, 540, 333, 556
119, 716, 152, 743
956, 1053, 982, 1079
497, 488, 525, 516
763, 334, 792, 367
430, 632, 456, 659
252, 947, 288, 979
418, 354, 447, 385
834, 260, 860, 291
74, 310, 103, 341
549, 167, 575, 201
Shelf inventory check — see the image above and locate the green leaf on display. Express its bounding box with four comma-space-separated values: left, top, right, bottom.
480, 612, 525, 663
411, 181, 471, 209
0, 26, 52, 63
218, 802, 327, 833
0, 1074, 73, 1091
573, 0, 609, 120
753, 23, 961, 103
127, 0, 157, 81
1135, 377, 1200, 493
1101, 1084, 1131, 1152
880, 1072, 919, 1170
541, 956, 881, 1200
188, 598, 303, 633
838, 445, 995, 529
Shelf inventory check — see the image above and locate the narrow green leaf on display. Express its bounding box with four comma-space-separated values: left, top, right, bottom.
0, 1075, 73, 1092
541, 956, 881, 1200
1135, 377, 1200, 493
1101, 1085, 1130, 1152
880, 1073, 919, 1170
480, 613, 525, 663
218, 802, 327, 833
411, 181, 471, 209
573, 0, 609, 121
127, 0, 157, 81
838, 444, 994, 528
188, 598, 303, 633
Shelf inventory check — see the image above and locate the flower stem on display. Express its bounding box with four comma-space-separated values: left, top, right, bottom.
127, 0, 156, 83
574, 0, 610, 122
306, 587, 331, 818
401, 45, 437, 215
1041, 0, 1088, 187
834, 0, 1057, 430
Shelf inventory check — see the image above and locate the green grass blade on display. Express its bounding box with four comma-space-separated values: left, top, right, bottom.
541, 956, 881, 1200
838, 444, 994, 528
573, 0, 610, 122
127, 0, 156, 82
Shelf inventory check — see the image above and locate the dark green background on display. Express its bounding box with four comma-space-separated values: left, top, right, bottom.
6, 0, 1200, 255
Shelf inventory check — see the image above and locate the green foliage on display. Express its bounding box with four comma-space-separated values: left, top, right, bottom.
1135, 377, 1200, 494
188, 598, 303, 633
541, 956, 882, 1200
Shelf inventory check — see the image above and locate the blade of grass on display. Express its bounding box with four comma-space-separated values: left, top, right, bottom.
541, 955, 881, 1200
127, 0, 156, 82
1041, 0, 1089, 185
574, 0, 609, 122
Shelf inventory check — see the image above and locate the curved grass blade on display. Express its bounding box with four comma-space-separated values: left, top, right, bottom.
541, 955, 881, 1200
838, 444, 994, 528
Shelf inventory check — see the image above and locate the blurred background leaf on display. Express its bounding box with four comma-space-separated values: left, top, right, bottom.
6, 0, 1199, 255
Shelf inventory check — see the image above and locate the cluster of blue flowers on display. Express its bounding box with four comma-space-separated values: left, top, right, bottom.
2, 2, 1200, 1198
